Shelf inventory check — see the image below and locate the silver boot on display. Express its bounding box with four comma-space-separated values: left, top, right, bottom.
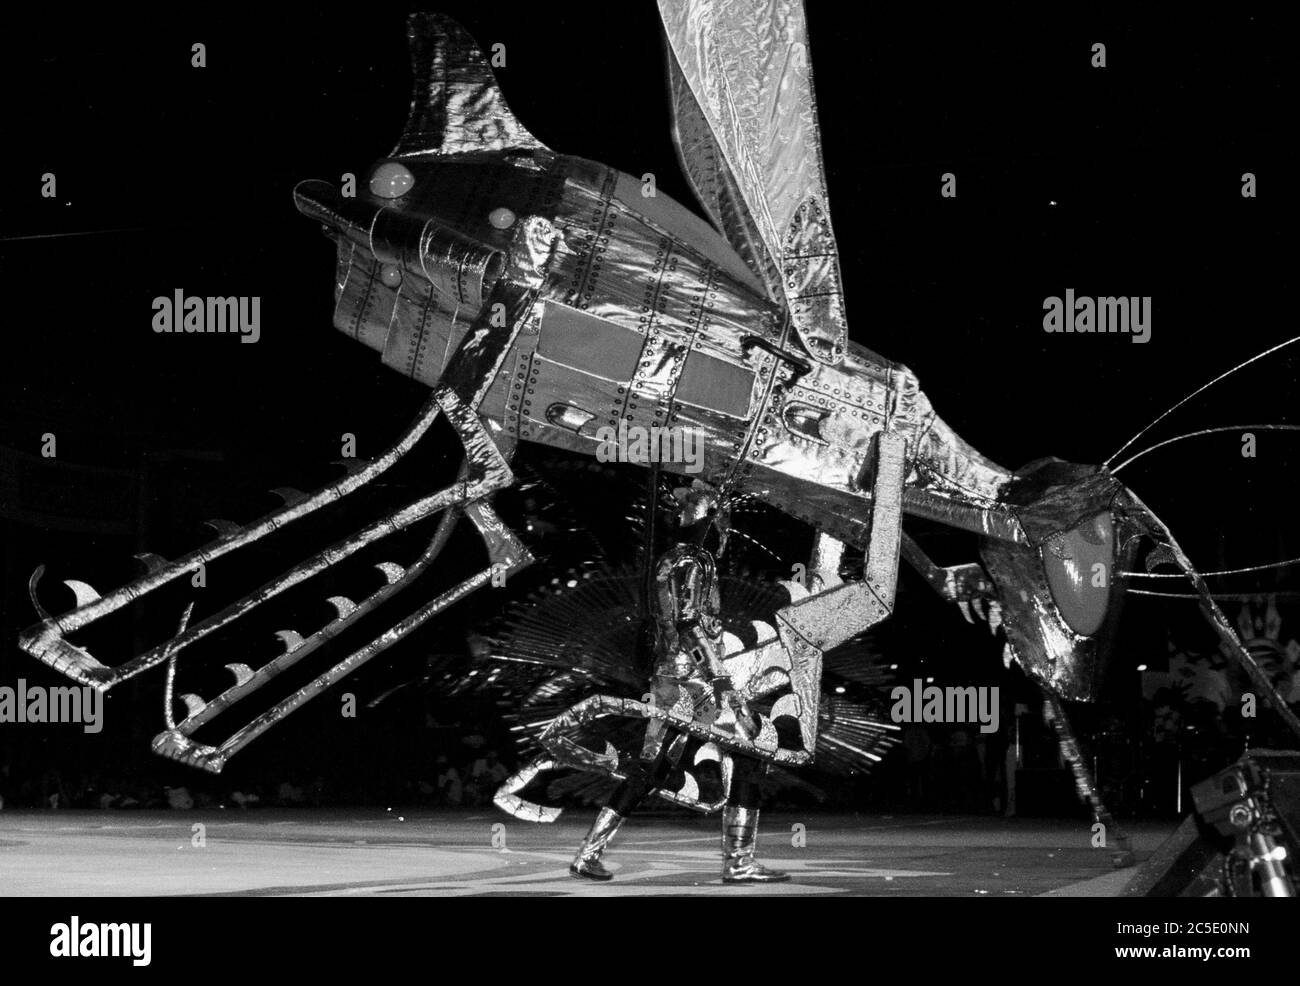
721, 806, 789, 883
570, 807, 624, 881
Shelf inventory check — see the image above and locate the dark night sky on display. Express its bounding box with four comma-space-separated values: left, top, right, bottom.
0, 5, 1295, 788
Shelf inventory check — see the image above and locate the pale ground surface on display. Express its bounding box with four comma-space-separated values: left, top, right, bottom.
0, 810, 1174, 897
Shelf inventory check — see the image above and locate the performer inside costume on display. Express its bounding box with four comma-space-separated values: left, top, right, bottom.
570, 485, 788, 883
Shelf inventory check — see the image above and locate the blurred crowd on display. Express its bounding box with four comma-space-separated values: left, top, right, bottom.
0, 741, 512, 812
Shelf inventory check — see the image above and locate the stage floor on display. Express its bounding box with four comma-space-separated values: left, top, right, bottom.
0, 810, 1174, 897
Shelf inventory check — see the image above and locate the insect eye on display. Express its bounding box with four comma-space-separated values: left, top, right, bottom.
1040, 511, 1115, 636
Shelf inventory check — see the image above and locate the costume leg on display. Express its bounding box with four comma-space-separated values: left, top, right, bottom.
720, 757, 789, 883
1042, 688, 1135, 868
570, 743, 674, 880
570, 806, 625, 882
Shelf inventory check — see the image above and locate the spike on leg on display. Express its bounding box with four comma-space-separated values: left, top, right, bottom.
153, 535, 527, 771
149, 389, 533, 771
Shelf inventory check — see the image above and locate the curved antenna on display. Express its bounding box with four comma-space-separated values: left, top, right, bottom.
1124, 556, 1300, 579
1118, 486, 1300, 741
1114, 422, 1300, 579
1103, 335, 1300, 468
1128, 589, 1300, 600
1112, 423, 1300, 474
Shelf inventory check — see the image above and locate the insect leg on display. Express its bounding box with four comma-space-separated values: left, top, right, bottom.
1042, 686, 1136, 868
149, 391, 533, 771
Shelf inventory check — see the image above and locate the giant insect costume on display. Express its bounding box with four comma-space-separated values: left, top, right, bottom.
18, 6, 1300, 885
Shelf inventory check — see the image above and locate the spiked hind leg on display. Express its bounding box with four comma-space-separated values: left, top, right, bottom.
148, 390, 533, 772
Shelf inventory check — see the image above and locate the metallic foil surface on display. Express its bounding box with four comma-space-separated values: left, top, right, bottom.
979, 461, 1134, 702
20, 7, 1294, 793
659, 0, 848, 364
483, 567, 897, 818
289, 14, 1033, 565
394, 13, 547, 158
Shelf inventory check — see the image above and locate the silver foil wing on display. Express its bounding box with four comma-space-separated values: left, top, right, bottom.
658, 0, 848, 365
392, 12, 548, 159
666, 53, 783, 303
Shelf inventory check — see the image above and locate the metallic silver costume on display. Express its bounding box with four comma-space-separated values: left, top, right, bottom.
570, 487, 787, 882
16, 7, 1299, 898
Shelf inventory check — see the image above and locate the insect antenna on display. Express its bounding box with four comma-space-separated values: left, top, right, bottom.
1112, 424, 1300, 474
1103, 334, 1300, 469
